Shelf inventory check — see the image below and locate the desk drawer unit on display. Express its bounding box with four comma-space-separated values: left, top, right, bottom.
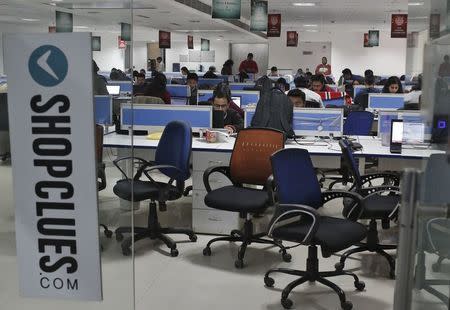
193, 151, 231, 172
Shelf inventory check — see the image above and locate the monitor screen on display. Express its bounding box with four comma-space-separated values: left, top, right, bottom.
391, 120, 404, 144
403, 122, 425, 144
231, 96, 241, 107
106, 85, 120, 95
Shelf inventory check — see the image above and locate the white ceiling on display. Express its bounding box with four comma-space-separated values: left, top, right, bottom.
0, 0, 447, 41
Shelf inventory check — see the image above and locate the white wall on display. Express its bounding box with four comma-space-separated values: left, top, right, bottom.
92, 31, 126, 72
165, 38, 230, 73
269, 30, 407, 77
405, 30, 429, 76
230, 43, 269, 76
132, 41, 148, 72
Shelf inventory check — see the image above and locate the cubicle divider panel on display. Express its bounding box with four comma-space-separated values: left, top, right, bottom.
368, 93, 405, 111
293, 108, 344, 137
94, 96, 113, 125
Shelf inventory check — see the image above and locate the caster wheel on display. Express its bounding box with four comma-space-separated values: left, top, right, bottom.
234, 259, 244, 269
104, 230, 113, 238
264, 276, 275, 287
189, 235, 197, 242
389, 270, 396, 279
281, 298, 293, 309
354, 281, 365, 291
122, 247, 131, 256
274, 239, 283, 244
115, 233, 124, 242
341, 301, 353, 310
432, 263, 441, 272
170, 248, 179, 257
335, 262, 344, 271
203, 247, 212, 256
282, 252, 292, 262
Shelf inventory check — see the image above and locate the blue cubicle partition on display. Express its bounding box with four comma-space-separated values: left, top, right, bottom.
368, 94, 405, 111
377, 110, 431, 142
353, 85, 383, 98
198, 78, 224, 88
108, 81, 133, 94
293, 108, 344, 137
231, 90, 260, 108
229, 83, 255, 91
94, 96, 113, 125
166, 85, 191, 97
120, 104, 212, 133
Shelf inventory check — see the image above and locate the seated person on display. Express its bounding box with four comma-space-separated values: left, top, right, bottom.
287, 89, 306, 108
275, 77, 289, 92
181, 66, 189, 76
139, 69, 146, 76
338, 68, 364, 86
212, 83, 244, 133
203, 66, 218, 79
143, 73, 171, 104
382, 76, 404, 94
93, 60, 108, 96
311, 74, 334, 93
269, 66, 279, 77
354, 74, 381, 106
293, 76, 323, 107
186, 73, 199, 105
133, 73, 147, 95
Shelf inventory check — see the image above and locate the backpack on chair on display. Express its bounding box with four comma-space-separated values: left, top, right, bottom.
250, 87, 295, 139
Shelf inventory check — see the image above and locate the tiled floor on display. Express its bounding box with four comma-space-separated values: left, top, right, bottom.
0, 159, 448, 310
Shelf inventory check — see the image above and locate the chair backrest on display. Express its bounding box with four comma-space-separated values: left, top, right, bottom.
339, 140, 362, 189
95, 124, 104, 163
229, 128, 284, 185
155, 120, 192, 181
343, 111, 374, 136
271, 148, 323, 209
133, 96, 164, 104
357, 93, 370, 110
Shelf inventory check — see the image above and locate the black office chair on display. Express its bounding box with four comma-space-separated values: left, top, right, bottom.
335, 139, 401, 278
202, 128, 291, 268
264, 148, 367, 310
113, 121, 197, 257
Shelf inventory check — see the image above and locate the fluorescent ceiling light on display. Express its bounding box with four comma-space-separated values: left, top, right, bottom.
408, 2, 424, 6
305, 29, 318, 32
51, 0, 63, 2
409, 16, 428, 19
293, 2, 316, 6
303, 24, 317, 27
74, 26, 88, 29
21, 18, 40, 21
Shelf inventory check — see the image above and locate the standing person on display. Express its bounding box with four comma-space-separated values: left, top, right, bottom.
221, 59, 234, 75
144, 73, 171, 104
438, 55, 450, 77
156, 56, 165, 73
382, 76, 404, 94
315, 57, 332, 76
238, 53, 259, 75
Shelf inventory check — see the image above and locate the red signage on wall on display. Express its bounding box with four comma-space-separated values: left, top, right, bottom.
391, 14, 408, 38
187, 35, 194, 49
363, 33, 370, 47
286, 31, 298, 47
48, 26, 56, 33
118, 36, 126, 49
267, 14, 281, 37
159, 31, 171, 49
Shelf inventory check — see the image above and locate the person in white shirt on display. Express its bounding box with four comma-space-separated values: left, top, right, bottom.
156, 57, 165, 73
292, 76, 324, 107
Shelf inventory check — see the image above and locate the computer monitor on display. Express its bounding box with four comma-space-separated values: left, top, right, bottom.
293, 108, 344, 137
368, 94, 405, 111
212, 110, 225, 128
106, 85, 120, 96
197, 90, 214, 105
231, 90, 260, 107
403, 122, 425, 144
231, 96, 241, 107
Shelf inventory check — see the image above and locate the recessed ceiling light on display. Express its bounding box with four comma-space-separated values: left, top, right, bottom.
408, 2, 424, 6
51, 0, 63, 2
21, 18, 40, 21
305, 29, 318, 32
216, 38, 222, 40
409, 16, 428, 19
293, 2, 316, 6
303, 24, 317, 27
74, 26, 88, 29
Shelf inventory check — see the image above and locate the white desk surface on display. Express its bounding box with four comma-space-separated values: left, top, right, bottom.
103, 133, 445, 159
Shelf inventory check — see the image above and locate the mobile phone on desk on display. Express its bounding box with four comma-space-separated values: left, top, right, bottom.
390, 119, 403, 154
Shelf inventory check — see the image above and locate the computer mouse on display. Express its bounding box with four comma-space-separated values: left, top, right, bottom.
351, 142, 363, 151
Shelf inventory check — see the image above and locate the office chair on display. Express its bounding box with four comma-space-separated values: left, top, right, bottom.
133, 96, 164, 104
335, 139, 401, 278
265, 148, 367, 310
202, 128, 291, 268
95, 124, 113, 239
319, 111, 375, 190
113, 121, 196, 257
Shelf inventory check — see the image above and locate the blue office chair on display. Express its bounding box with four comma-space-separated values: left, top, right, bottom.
343, 111, 374, 136
335, 139, 401, 278
113, 121, 196, 257
265, 148, 367, 310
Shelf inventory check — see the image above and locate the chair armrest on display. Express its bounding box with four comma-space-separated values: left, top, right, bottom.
357, 185, 400, 197
268, 204, 320, 245
361, 172, 400, 187
97, 162, 106, 191
203, 165, 231, 193
322, 190, 365, 220
112, 156, 149, 179
266, 174, 276, 205
136, 163, 184, 183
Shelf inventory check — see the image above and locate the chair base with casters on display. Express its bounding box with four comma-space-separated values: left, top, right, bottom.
100, 224, 113, 238
264, 245, 365, 310
335, 219, 397, 279
202, 214, 291, 268
115, 200, 197, 257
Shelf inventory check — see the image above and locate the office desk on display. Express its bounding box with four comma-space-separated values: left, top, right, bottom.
103, 134, 444, 234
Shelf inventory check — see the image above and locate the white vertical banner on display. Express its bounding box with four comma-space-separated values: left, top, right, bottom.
3, 33, 102, 300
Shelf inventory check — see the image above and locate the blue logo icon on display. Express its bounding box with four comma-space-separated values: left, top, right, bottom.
28, 45, 68, 87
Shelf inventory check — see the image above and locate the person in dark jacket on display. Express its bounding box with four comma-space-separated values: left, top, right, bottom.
144, 73, 171, 104
212, 83, 243, 133
221, 60, 234, 75
354, 74, 381, 106
203, 66, 218, 79
187, 73, 199, 105
93, 60, 108, 95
